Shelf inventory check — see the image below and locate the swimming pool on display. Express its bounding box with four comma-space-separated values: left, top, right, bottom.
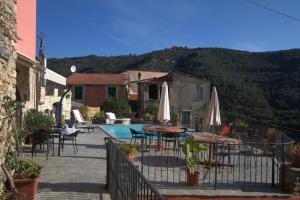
99, 125, 145, 139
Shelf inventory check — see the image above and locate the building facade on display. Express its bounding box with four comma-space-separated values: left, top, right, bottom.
138, 72, 211, 128
67, 73, 128, 107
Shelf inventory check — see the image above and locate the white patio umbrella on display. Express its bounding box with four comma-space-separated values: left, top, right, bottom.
205, 86, 221, 130
157, 82, 170, 125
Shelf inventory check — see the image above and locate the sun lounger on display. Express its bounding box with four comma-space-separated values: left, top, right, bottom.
105, 112, 131, 125
72, 109, 89, 125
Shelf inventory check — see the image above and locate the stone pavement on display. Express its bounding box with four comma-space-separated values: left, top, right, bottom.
25, 127, 110, 200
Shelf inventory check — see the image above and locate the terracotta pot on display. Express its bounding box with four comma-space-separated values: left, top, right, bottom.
14, 178, 38, 200
127, 152, 135, 161
25, 134, 33, 145
186, 171, 199, 186
291, 152, 300, 168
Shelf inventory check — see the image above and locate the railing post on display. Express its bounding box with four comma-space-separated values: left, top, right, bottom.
104, 137, 109, 190
272, 144, 275, 187
281, 133, 285, 190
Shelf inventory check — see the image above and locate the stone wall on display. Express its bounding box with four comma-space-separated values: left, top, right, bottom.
39, 87, 72, 120
0, 0, 17, 188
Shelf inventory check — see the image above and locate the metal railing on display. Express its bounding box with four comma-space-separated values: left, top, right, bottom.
105, 137, 165, 200
113, 125, 294, 191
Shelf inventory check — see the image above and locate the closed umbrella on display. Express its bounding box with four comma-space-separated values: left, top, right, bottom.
205, 86, 221, 129
157, 82, 170, 125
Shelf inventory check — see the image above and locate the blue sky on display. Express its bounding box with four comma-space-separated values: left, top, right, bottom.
37, 0, 300, 58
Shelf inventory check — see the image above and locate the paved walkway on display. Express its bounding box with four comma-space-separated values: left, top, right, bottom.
25, 127, 110, 200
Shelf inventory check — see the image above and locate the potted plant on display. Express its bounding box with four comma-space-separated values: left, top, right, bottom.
92, 111, 105, 124
290, 144, 300, 168
182, 136, 208, 186
117, 142, 138, 162
5, 152, 42, 199
171, 113, 180, 126
143, 113, 153, 122
186, 159, 199, 186
24, 109, 55, 144
266, 128, 275, 142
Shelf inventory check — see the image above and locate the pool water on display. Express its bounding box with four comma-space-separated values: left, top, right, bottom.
99, 125, 145, 139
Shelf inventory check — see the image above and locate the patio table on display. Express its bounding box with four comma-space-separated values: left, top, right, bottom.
192, 132, 240, 166
143, 126, 186, 150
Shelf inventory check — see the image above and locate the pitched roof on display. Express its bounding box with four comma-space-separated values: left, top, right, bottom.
67, 73, 128, 85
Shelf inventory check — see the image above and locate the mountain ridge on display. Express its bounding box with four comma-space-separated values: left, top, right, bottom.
47, 47, 300, 131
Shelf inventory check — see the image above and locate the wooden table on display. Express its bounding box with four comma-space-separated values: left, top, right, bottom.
192, 132, 240, 166
143, 126, 186, 133
143, 126, 186, 150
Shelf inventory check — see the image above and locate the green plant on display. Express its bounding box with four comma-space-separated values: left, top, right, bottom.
171, 112, 180, 126
143, 113, 153, 121
266, 127, 275, 141
5, 151, 42, 179
291, 143, 300, 155
290, 143, 300, 167
101, 96, 132, 117
117, 142, 138, 155
24, 109, 54, 132
93, 111, 105, 121
182, 136, 208, 174
144, 103, 158, 116
79, 105, 89, 120
234, 119, 248, 130
0, 96, 25, 155
0, 191, 24, 200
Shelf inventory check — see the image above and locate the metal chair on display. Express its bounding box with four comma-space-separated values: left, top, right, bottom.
130, 128, 146, 144
61, 121, 80, 155
32, 130, 53, 160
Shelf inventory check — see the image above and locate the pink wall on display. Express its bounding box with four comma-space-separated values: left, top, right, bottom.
16, 0, 36, 60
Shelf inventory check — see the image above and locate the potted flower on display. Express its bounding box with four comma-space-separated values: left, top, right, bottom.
290, 144, 300, 168
117, 143, 138, 162
6, 152, 42, 199
182, 136, 208, 186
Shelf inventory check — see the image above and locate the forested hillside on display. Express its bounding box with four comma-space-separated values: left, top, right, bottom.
48, 47, 300, 131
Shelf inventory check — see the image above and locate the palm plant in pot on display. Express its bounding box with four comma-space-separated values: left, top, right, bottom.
182, 136, 208, 186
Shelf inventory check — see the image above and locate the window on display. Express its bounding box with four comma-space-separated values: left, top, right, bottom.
74, 86, 83, 100
148, 84, 159, 99
107, 86, 117, 97
196, 86, 204, 100
181, 111, 191, 126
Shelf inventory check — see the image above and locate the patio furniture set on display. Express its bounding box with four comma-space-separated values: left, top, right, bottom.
31, 109, 97, 159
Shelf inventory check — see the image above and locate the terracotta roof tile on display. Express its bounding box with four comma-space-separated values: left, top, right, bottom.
67, 73, 127, 85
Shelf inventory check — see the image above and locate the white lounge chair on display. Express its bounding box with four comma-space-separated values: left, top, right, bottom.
72, 109, 89, 126
105, 112, 131, 125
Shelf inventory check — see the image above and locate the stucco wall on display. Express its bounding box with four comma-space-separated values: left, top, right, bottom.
72, 85, 127, 107
140, 74, 211, 128
16, 0, 36, 59
0, 0, 17, 189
